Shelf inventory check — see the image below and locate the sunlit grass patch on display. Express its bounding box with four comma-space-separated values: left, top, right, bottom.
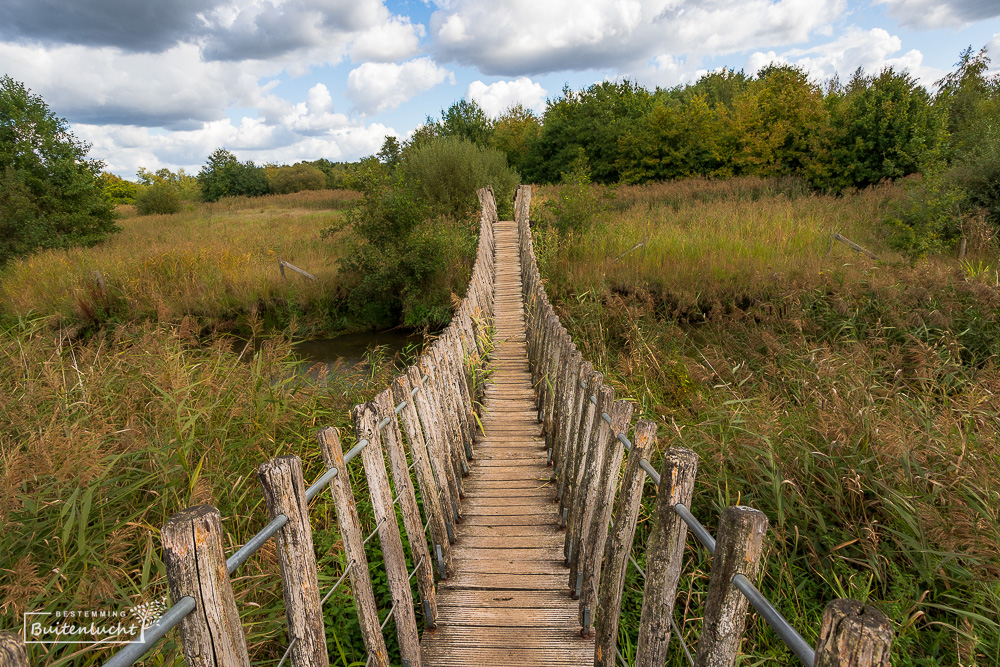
0, 190, 357, 328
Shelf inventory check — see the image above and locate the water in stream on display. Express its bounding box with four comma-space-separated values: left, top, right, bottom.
292, 329, 425, 379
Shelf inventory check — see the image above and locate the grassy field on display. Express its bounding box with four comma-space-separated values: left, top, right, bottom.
533, 177, 1000, 665
0, 314, 426, 666
0, 189, 360, 334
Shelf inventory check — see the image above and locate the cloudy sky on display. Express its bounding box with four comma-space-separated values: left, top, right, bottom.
2, 0, 998, 177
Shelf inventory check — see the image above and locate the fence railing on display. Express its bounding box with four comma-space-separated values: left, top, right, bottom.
512, 184, 894, 666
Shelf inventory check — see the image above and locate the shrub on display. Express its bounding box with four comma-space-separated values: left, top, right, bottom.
266, 163, 328, 194
400, 136, 520, 219
135, 181, 182, 215
100, 173, 138, 206
330, 159, 475, 328
538, 149, 602, 235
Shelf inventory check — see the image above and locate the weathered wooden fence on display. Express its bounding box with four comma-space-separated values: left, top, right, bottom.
3, 185, 896, 667
513, 184, 894, 666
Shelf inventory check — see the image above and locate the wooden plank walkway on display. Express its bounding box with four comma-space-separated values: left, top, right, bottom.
420, 219, 595, 665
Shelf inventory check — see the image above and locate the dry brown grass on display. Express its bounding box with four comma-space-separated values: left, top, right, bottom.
0, 190, 359, 327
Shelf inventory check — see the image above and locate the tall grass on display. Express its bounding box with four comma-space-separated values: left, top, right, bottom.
533, 177, 904, 318
0, 190, 360, 332
0, 315, 417, 666
538, 177, 1000, 665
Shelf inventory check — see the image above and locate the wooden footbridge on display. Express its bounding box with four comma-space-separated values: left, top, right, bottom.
74, 187, 893, 667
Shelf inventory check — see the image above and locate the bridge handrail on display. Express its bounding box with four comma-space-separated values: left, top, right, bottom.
512, 184, 894, 667
93, 187, 500, 667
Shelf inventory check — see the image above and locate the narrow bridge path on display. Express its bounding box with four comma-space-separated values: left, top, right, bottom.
420, 219, 595, 665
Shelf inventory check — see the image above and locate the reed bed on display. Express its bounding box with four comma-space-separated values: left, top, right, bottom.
537, 177, 1000, 665
0, 315, 419, 666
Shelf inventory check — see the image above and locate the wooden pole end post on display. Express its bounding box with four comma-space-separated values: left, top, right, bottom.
814, 599, 893, 667
162, 505, 250, 667
694, 505, 768, 667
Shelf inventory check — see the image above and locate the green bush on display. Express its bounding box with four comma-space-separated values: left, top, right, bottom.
0, 76, 117, 264
329, 159, 475, 328
266, 163, 328, 194
538, 149, 602, 235
885, 173, 965, 259
400, 136, 520, 219
134, 181, 183, 215
99, 173, 138, 206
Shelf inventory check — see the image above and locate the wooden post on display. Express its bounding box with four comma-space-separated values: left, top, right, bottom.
162, 505, 251, 667
422, 354, 465, 496
552, 349, 581, 481
558, 360, 592, 512
257, 456, 329, 667
814, 599, 893, 667
564, 375, 605, 580
579, 397, 635, 635
408, 365, 461, 528
353, 404, 422, 667
636, 447, 698, 667
594, 420, 657, 667
373, 389, 438, 627
0, 633, 27, 667
694, 506, 769, 667
392, 374, 455, 576
317, 428, 389, 667
543, 330, 568, 449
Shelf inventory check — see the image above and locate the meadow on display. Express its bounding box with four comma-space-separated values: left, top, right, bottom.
533, 177, 1000, 665
0, 189, 360, 334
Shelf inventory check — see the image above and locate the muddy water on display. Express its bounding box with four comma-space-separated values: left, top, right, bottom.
293, 329, 424, 377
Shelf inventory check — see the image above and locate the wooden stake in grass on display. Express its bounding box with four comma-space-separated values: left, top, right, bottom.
317, 428, 389, 667
162, 505, 251, 667
257, 455, 329, 667
353, 403, 422, 667
814, 599, 893, 667
373, 389, 438, 628
694, 505, 769, 667
636, 447, 697, 667
594, 419, 657, 667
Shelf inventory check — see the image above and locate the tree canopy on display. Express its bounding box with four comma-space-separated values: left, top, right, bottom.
0, 76, 116, 264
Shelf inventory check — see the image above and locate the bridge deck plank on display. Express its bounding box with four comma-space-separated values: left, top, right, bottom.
420, 219, 593, 666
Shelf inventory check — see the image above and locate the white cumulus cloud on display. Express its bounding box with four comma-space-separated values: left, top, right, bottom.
429, 0, 846, 76
745, 27, 943, 86
346, 57, 455, 114
466, 78, 547, 116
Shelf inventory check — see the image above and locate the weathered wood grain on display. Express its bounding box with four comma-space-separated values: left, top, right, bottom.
0, 632, 28, 667
814, 600, 893, 667
636, 447, 698, 667
373, 389, 438, 627
694, 506, 768, 667
353, 404, 422, 666
162, 505, 250, 667
257, 456, 328, 667
317, 427, 389, 667
594, 419, 657, 666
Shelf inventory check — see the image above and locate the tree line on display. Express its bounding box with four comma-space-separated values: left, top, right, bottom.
1, 46, 997, 265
